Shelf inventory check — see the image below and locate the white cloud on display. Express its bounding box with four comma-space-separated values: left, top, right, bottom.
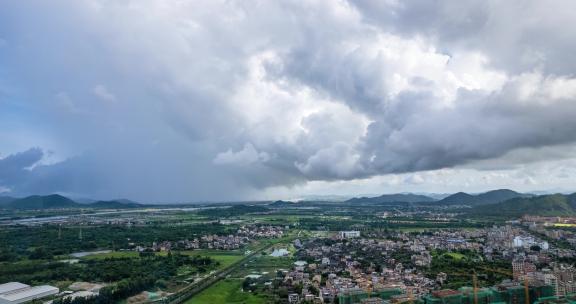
214, 143, 270, 166
404, 174, 425, 185
1, 0, 576, 200
92, 84, 117, 102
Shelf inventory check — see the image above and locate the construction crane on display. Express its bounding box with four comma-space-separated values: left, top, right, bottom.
408, 287, 414, 304
473, 272, 479, 304
364, 284, 372, 299
524, 278, 530, 304
476, 267, 534, 304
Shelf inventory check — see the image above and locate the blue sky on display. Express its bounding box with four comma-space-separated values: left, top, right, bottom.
1, 1, 576, 202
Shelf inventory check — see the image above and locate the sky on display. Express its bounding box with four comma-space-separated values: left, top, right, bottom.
1, 0, 576, 202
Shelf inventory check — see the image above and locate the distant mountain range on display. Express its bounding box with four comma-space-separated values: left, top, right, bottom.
0, 194, 144, 210
345, 193, 436, 204
2, 190, 576, 217
470, 193, 576, 217
342, 190, 576, 217
437, 189, 532, 205
4, 194, 78, 209
342, 189, 531, 206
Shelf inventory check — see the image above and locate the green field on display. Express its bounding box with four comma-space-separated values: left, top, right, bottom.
205, 254, 244, 268
81, 251, 138, 259
82, 250, 244, 269
180, 250, 245, 268
233, 255, 293, 278
185, 279, 267, 304
444, 252, 466, 260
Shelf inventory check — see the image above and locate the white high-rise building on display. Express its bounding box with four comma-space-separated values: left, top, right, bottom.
544, 273, 560, 296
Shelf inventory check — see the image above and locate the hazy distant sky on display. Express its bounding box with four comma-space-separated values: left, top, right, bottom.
2, 0, 576, 202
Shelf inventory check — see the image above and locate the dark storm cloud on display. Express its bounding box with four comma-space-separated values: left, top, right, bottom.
0, 148, 43, 188
1, 0, 576, 201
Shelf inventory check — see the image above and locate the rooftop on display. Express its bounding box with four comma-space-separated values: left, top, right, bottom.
0, 285, 59, 302
0, 282, 59, 303
0, 283, 28, 295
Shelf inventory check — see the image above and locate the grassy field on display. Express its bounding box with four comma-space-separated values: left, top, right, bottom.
233, 255, 294, 278
82, 250, 245, 269
444, 252, 466, 260
205, 254, 244, 268
81, 251, 138, 259
181, 250, 245, 269
185, 279, 267, 304
554, 223, 576, 227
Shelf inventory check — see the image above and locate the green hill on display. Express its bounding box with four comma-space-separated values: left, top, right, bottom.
2, 195, 144, 210
269, 200, 296, 207
438, 189, 530, 205
89, 200, 142, 209
470, 193, 576, 217
345, 193, 436, 204
7, 194, 80, 209
438, 192, 475, 205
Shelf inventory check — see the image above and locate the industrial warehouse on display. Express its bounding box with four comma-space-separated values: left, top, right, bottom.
0, 282, 58, 304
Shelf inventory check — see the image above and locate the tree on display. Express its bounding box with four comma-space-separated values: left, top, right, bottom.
29, 247, 53, 260
243, 278, 253, 291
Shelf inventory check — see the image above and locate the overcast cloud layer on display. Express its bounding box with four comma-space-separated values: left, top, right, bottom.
1, 0, 576, 202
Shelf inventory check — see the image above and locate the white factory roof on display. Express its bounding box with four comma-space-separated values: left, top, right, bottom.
1, 285, 58, 300
0, 283, 28, 295
0, 283, 59, 304
294, 260, 308, 266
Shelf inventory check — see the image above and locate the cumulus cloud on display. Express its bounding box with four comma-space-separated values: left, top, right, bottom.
214, 143, 270, 165
1, 0, 576, 201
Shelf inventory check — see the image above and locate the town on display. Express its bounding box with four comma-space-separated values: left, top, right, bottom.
2, 197, 576, 304
3, 1, 576, 303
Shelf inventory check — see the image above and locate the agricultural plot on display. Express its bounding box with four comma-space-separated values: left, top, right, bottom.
184, 279, 267, 304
